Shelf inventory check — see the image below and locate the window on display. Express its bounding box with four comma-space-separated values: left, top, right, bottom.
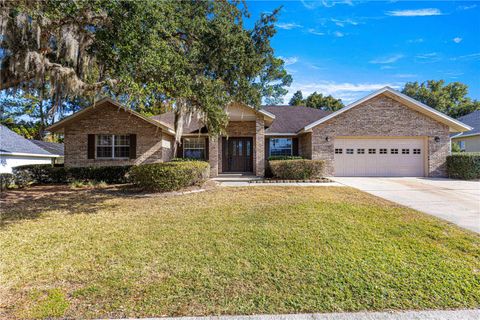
379, 148, 387, 154
368, 148, 376, 154
391, 148, 398, 154
183, 137, 206, 159
346, 149, 354, 154
335, 148, 343, 154
413, 149, 421, 154
357, 148, 365, 154
96, 135, 130, 159
402, 148, 410, 154
459, 141, 466, 151
269, 138, 292, 156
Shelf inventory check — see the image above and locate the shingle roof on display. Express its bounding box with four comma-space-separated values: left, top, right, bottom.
453, 110, 480, 137
262, 105, 331, 133
30, 140, 64, 156
150, 113, 204, 134
0, 125, 53, 155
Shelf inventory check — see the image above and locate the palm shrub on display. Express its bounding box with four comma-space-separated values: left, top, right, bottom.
129, 161, 210, 192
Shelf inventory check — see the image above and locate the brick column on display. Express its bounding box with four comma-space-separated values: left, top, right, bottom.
209, 137, 219, 177
255, 115, 265, 177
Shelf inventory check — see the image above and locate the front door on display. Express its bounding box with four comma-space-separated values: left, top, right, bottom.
223, 137, 253, 172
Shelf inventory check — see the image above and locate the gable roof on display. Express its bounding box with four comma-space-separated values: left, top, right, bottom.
262, 105, 331, 134
30, 140, 64, 156
47, 97, 175, 135
151, 113, 203, 134
451, 110, 480, 139
299, 87, 473, 133
0, 125, 58, 157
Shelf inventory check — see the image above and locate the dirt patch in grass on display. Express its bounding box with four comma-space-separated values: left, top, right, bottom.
0, 186, 479, 319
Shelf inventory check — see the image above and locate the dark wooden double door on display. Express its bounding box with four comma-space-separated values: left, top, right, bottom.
222, 137, 253, 173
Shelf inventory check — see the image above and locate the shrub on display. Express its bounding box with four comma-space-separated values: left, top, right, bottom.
0, 173, 15, 191
268, 155, 303, 161
129, 161, 210, 192
269, 159, 325, 180
171, 157, 203, 162
446, 153, 480, 180
12, 164, 131, 186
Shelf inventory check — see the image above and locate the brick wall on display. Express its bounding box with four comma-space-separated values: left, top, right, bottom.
298, 132, 312, 159
310, 95, 449, 177
63, 102, 170, 167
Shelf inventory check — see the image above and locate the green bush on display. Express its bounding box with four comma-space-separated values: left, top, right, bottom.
0, 173, 15, 191
129, 161, 210, 192
269, 159, 325, 180
268, 155, 303, 161
12, 164, 131, 186
171, 157, 203, 162
446, 153, 480, 180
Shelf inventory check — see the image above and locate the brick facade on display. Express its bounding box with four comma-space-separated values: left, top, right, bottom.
310, 95, 450, 177
63, 103, 171, 167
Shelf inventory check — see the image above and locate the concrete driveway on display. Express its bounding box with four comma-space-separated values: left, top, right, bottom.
331, 177, 480, 233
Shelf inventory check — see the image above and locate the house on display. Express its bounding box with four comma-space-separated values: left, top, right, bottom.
451, 110, 480, 152
46, 87, 471, 177
0, 125, 61, 173
30, 140, 65, 165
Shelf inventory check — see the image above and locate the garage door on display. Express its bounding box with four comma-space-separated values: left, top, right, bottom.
334, 138, 425, 177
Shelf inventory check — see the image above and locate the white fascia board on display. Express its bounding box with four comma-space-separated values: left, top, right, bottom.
301, 86, 473, 132
0, 152, 59, 158
264, 132, 297, 136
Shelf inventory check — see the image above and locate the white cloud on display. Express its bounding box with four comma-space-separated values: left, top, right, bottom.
369, 54, 404, 64
458, 4, 477, 11
450, 52, 480, 61
331, 18, 359, 27
308, 28, 325, 36
276, 22, 303, 30
407, 38, 424, 43
386, 8, 442, 17
285, 81, 401, 104
393, 74, 418, 78
453, 37, 462, 43
301, 0, 353, 9
333, 31, 345, 37
279, 56, 299, 66
415, 52, 441, 63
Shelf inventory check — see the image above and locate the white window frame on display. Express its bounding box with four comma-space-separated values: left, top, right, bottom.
183, 137, 206, 159
269, 138, 293, 157
96, 134, 130, 159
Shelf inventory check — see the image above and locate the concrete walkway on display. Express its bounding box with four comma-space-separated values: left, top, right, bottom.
121, 309, 479, 320
332, 177, 480, 233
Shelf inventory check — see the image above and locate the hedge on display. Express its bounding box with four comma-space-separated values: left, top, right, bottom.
268, 156, 303, 161
12, 164, 131, 186
129, 161, 210, 192
269, 159, 325, 180
0, 173, 14, 191
446, 153, 480, 180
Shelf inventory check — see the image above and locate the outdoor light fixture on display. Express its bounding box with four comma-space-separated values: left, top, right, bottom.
434, 136, 440, 142
325, 136, 330, 142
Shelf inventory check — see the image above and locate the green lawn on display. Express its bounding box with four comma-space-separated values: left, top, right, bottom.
1, 186, 479, 319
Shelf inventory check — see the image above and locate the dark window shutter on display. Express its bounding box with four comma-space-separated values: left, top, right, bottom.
87, 134, 95, 159
292, 137, 299, 156
177, 138, 184, 158
129, 134, 137, 159
205, 137, 209, 160
265, 138, 270, 158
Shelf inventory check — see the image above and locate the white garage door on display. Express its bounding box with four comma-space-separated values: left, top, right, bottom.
334, 138, 425, 177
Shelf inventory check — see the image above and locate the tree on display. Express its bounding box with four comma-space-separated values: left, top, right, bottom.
305, 92, 344, 111
1, 1, 291, 148
289, 90, 304, 106
402, 80, 480, 118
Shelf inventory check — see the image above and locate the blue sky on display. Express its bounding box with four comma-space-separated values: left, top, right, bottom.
245, 0, 480, 104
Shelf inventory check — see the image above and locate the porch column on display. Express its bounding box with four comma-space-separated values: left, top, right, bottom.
255, 115, 265, 176
209, 137, 219, 177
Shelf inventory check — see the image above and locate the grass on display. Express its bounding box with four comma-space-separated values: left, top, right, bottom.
0, 186, 479, 319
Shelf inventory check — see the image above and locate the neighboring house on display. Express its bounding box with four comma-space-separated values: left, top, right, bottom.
47, 87, 471, 177
0, 125, 61, 173
451, 110, 480, 152
30, 140, 65, 165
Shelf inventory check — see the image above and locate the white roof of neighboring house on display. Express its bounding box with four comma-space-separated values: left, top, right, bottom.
299, 87, 473, 134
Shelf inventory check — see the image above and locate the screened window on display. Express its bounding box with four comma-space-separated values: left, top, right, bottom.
269, 138, 292, 156
183, 137, 206, 159
96, 135, 130, 159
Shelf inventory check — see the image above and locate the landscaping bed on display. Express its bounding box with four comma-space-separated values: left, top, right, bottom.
0, 186, 479, 319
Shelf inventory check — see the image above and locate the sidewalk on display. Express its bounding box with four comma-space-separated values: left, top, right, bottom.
120, 309, 479, 320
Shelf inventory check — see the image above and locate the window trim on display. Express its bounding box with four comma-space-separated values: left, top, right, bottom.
183, 137, 206, 160
95, 134, 131, 159
269, 137, 293, 157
